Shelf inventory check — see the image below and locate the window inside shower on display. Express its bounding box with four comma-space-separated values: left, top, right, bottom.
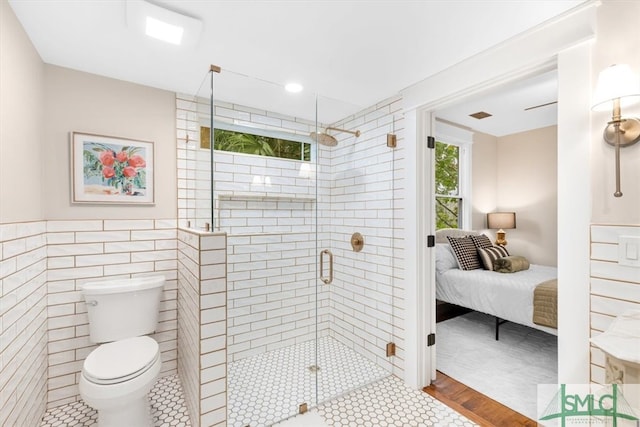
200, 125, 312, 162
177, 68, 403, 426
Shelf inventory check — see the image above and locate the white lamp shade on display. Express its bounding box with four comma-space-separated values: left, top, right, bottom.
592, 64, 640, 111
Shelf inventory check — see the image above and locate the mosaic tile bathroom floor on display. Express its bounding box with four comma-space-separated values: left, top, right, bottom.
316, 375, 477, 427
40, 374, 190, 427
273, 375, 478, 427
228, 336, 390, 427
41, 340, 476, 427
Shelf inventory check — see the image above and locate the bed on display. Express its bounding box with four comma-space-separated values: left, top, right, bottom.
435, 228, 557, 338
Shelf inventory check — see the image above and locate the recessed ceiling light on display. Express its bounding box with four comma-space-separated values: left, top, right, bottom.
126, 0, 202, 47
285, 83, 304, 93
145, 16, 184, 45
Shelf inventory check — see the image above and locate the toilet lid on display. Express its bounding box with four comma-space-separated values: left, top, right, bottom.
83, 336, 159, 385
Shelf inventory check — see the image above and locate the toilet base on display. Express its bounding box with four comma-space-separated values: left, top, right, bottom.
96, 395, 153, 427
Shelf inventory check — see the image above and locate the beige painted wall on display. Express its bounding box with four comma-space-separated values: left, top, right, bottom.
496, 125, 557, 266
43, 65, 177, 219
591, 0, 640, 224
471, 126, 557, 266
471, 131, 498, 230
0, 0, 44, 223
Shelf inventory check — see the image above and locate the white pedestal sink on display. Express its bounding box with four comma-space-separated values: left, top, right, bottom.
590, 309, 640, 417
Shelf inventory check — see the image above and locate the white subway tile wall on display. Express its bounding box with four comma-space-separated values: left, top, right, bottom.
176, 94, 333, 364
226, 231, 331, 362
46, 219, 178, 409
589, 224, 640, 384
177, 229, 200, 426
0, 221, 48, 426
176, 94, 321, 231
177, 229, 227, 427
327, 96, 405, 377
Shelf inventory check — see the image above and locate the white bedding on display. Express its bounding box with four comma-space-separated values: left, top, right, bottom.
436, 264, 558, 335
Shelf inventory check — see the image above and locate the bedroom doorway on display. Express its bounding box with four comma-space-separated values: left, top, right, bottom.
430, 68, 560, 420
404, 4, 593, 416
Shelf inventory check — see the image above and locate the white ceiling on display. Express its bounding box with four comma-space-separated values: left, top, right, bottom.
436, 69, 559, 137
9, 0, 582, 131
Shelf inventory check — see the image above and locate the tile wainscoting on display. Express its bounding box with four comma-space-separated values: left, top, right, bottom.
46, 219, 179, 409
177, 228, 227, 427
589, 224, 640, 384
0, 219, 180, 425
0, 221, 48, 426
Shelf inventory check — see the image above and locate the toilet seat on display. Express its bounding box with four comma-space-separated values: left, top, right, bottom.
83, 336, 160, 385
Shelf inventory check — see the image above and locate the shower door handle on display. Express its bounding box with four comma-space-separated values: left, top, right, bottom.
319, 249, 333, 285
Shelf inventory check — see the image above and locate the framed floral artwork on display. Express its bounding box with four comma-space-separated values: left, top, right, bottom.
71, 132, 155, 204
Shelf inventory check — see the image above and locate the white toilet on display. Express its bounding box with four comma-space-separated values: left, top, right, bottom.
79, 275, 165, 427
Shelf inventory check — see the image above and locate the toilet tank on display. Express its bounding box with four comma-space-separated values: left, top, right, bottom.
82, 275, 165, 343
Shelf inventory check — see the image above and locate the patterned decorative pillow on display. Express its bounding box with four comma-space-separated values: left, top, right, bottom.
446, 236, 482, 270
477, 245, 510, 270
470, 234, 493, 250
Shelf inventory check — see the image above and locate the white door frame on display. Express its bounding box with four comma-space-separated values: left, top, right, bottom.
401, 1, 597, 389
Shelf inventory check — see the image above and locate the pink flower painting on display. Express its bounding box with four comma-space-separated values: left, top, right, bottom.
83, 141, 148, 196
73, 132, 154, 204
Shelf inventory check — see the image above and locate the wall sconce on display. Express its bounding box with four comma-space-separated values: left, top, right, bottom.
592, 64, 640, 197
487, 212, 516, 246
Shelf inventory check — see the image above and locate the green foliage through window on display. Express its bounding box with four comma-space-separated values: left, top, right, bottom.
435, 141, 461, 229
201, 127, 311, 161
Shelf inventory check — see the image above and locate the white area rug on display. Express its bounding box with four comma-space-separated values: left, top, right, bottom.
437, 311, 557, 420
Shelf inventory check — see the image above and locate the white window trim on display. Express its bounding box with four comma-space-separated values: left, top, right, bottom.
435, 121, 473, 230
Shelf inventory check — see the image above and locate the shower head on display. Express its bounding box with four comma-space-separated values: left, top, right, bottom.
310, 132, 338, 147
309, 127, 361, 147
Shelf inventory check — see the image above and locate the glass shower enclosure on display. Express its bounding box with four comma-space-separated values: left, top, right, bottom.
178, 66, 398, 426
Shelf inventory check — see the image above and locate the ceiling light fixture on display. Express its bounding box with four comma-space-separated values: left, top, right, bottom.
126, 0, 202, 47
285, 82, 304, 93
145, 16, 183, 45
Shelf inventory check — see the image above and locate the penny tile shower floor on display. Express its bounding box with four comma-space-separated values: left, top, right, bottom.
228, 336, 475, 426
228, 336, 389, 426
41, 337, 476, 427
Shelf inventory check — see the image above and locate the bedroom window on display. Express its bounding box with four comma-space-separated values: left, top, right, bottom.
435, 141, 462, 229
435, 122, 472, 230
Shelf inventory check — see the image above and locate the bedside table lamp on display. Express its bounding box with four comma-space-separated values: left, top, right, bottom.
487, 212, 516, 246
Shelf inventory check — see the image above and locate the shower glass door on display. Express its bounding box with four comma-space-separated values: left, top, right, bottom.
313, 94, 397, 408
204, 69, 323, 426
182, 68, 396, 426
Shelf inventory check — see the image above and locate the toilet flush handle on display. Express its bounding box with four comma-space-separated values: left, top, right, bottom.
86, 300, 98, 306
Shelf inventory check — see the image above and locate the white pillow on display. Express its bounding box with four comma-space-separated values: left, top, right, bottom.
435, 243, 458, 273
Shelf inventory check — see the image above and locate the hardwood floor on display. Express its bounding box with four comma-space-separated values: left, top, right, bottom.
423, 371, 537, 427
